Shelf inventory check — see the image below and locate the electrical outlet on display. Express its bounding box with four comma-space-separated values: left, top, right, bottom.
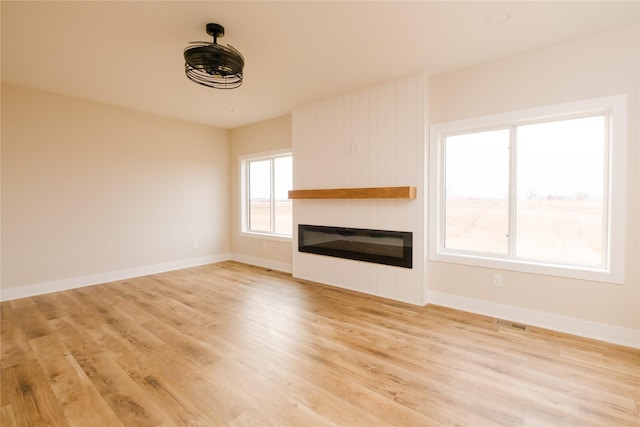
192, 241, 199, 249
493, 274, 503, 287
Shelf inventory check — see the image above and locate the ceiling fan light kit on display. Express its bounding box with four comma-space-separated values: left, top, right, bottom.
184, 23, 244, 89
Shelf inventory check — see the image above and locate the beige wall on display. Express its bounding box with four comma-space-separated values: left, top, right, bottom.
229, 114, 293, 270
1, 83, 230, 291
428, 25, 639, 332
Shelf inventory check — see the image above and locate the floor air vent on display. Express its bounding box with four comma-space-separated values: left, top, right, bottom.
496, 319, 528, 331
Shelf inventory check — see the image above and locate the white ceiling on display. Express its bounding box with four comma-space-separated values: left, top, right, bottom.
2, 1, 638, 129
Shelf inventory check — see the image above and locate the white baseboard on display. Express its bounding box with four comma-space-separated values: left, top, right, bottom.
230, 253, 292, 274
0, 254, 231, 302
428, 290, 640, 349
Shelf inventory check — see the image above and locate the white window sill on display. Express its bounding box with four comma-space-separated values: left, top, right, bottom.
240, 231, 292, 243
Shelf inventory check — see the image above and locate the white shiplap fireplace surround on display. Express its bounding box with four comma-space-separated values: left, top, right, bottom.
292, 74, 428, 305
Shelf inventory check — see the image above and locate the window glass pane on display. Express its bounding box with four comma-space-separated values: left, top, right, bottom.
444, 129, 510, 254
515, 116, 605, 267
274, 156, 292, 235
248, 160, 271, 232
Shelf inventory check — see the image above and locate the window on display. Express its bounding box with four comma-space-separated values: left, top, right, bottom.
241, 150, 292, 239
429, 95, 627, 283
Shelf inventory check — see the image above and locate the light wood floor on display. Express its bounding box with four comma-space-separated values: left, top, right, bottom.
1, 261, 638, 426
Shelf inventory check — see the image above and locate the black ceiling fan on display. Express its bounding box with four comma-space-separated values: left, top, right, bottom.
184, 23, 244, 89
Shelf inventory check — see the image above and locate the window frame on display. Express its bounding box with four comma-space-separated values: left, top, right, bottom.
429, 95, 627, 284
240, 149, 293, 241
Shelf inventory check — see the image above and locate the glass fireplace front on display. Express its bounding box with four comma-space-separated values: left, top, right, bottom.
298, 224, 412, 268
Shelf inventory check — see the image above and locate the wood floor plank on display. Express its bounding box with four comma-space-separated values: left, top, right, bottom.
46, 316, 170, 427
1, 360, 70, 426
31, 293, 71, 321
8, 303, 54, 340
70, 351, 168, 426
1, 261, 639, 426
68, 288, 165, 354
51, 308, 242, 425
108, 295, 158, 325
167, 303, 423, 425
114, 355, 218, 426
1, 404, 18, 426
1, 317, 37, 369
29, 333, 125, 427
130, 345, 263, 425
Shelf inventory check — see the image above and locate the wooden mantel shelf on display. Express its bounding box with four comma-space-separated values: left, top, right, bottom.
288, 186, 416, 200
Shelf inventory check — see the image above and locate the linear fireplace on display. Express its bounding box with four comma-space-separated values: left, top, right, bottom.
298, 224, 412, 268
